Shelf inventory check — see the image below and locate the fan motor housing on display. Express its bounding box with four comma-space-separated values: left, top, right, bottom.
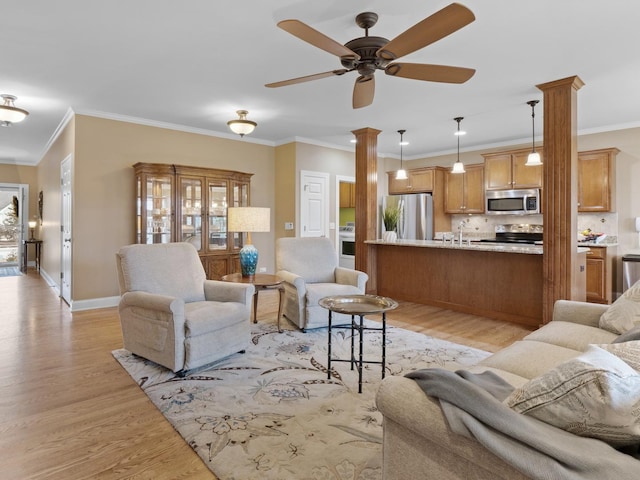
341, 36, 390, 72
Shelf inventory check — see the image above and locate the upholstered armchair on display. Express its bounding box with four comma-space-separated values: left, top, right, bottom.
115, 242, 254, 375
276, 237, 368, 331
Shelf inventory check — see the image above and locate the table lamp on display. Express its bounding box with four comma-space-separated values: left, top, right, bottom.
28, 220, 37, 240
227, 207, 270, 277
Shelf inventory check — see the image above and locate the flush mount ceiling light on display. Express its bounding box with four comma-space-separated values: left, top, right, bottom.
451, 117, 466, 174
227, 110, 257, 137
395, 129, 408, 180
526, 100, 542, 166
0, 94, 29, 127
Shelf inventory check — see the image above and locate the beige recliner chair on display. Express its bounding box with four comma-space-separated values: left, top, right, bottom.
116, 242, 254, 375
276, 237, 368, 331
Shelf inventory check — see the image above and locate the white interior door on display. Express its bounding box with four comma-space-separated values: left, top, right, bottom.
300, 170, 329, 237
60, 155, 72, 304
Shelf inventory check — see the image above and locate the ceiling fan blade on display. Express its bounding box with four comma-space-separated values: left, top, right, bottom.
277, 19, 360, 60
265, 69, 349, 88
385, 63, 475, 84
377, 3, 475, 61
353, 75, 375, 109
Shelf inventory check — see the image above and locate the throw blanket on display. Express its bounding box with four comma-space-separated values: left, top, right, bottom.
407, 369, 640, 480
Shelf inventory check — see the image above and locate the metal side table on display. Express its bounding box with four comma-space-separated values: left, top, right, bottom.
319, 294, 398, 393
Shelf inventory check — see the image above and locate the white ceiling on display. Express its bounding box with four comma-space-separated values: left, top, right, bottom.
2, 0, 640, 166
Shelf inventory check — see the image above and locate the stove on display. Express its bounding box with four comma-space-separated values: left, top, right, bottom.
479, 224, 543, 245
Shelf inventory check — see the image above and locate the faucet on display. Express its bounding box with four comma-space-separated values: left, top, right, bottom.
457, 220, 465, 244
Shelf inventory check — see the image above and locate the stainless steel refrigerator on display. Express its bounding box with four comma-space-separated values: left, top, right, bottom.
382, 193, 433, 240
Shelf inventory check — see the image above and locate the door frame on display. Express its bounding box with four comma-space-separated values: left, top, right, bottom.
60, 154, 73, 305
0, 183, 29, 266
334, 175, 355, 254
299, 170, 330, 238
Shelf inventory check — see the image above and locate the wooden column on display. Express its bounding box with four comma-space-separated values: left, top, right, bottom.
537, 76, 585, 324
352, 127, 381, 293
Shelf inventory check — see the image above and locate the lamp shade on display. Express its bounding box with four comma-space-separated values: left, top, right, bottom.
227, 110, 257, 137
227, 207, 270, 277
227, 207, 270, 236
0, 95, 29, 125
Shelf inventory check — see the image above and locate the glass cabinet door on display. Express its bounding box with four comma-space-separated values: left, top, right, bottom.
179, 177, 203, 251
208, 181, 228, 251
142, 175, 173, 244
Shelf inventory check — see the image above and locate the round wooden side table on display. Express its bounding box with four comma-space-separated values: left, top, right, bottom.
221, 273, 284, 332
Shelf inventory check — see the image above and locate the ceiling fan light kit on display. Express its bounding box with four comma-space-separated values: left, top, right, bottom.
0, 94, 29, 127
266, 3, 476, 109
526, 100, 542, 166
451, 117, 466, 174
227, 110, 257, 137
395, 129, 408, 180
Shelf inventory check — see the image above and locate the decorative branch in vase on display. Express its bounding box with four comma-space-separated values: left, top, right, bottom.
382, 206, 400, 242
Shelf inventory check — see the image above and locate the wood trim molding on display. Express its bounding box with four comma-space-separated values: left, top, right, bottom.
536, 75, 585, 324
352, 127, 381, 293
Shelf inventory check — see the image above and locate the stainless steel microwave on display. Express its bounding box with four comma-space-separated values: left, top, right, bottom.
485, 189, 540, 215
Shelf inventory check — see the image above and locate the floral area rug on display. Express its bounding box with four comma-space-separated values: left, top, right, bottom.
112, 316, 490, 480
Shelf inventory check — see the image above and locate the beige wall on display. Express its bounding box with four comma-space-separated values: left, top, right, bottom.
37, 116, 75, 280
30, 111, 639, 305
294, 142, 355, 244
69, 115, 275, 301
274, 143, 296, 240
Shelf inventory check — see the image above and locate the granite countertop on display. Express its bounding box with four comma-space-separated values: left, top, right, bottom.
366, 238, 594, 255
366, 238, 544, 254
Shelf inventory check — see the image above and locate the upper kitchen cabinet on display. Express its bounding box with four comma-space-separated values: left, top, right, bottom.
444, 163, 485, 214
483, 148, 543, 190
578, 148, 619, 212
134, 162, 252, 279
339, 181, 356, 208
388, 167, 435, 194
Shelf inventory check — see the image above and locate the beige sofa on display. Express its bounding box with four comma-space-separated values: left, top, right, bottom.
376, 300, 636, 480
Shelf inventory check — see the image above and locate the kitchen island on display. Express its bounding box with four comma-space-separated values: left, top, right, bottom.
366, 239, 587, 327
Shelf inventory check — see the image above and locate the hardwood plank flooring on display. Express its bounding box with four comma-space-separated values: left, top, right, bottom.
0, 270, 533, 479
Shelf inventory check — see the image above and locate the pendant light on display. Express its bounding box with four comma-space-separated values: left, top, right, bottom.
395, 129, 408, 180
227, 110, 257, 137
525, 100, 542, 166
0, 94, 29, 127
451, 117, 466, 174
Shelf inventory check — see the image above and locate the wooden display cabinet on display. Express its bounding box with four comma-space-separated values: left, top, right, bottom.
483, 148, 543, 190
444, 163, 485, 214
134, 163, 252, 279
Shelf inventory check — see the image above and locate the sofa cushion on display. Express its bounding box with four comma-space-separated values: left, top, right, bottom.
478, 341, 582, 380
523, 321, 616, 351
599, 279, 640, 334
184, 301, 246, 337
505, 345, 640, 447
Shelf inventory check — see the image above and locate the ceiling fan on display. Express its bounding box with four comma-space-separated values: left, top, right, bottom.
265, 3, 476, 109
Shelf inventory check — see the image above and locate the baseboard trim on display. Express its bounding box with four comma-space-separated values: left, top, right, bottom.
70, 296, 120, 312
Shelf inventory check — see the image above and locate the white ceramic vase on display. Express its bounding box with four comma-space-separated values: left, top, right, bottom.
383, 230, 397, 243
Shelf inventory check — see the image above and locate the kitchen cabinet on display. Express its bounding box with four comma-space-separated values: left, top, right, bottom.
339, 182, 356, 208
444, 163, 485, 213
585, 245, 616, 304
483, 148, 543, 190
578, 148, 618, 212
134, 162, 252, 279
388, 167, 434, 194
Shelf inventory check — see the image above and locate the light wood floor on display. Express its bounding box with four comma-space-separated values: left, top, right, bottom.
1, 269, 533, 479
